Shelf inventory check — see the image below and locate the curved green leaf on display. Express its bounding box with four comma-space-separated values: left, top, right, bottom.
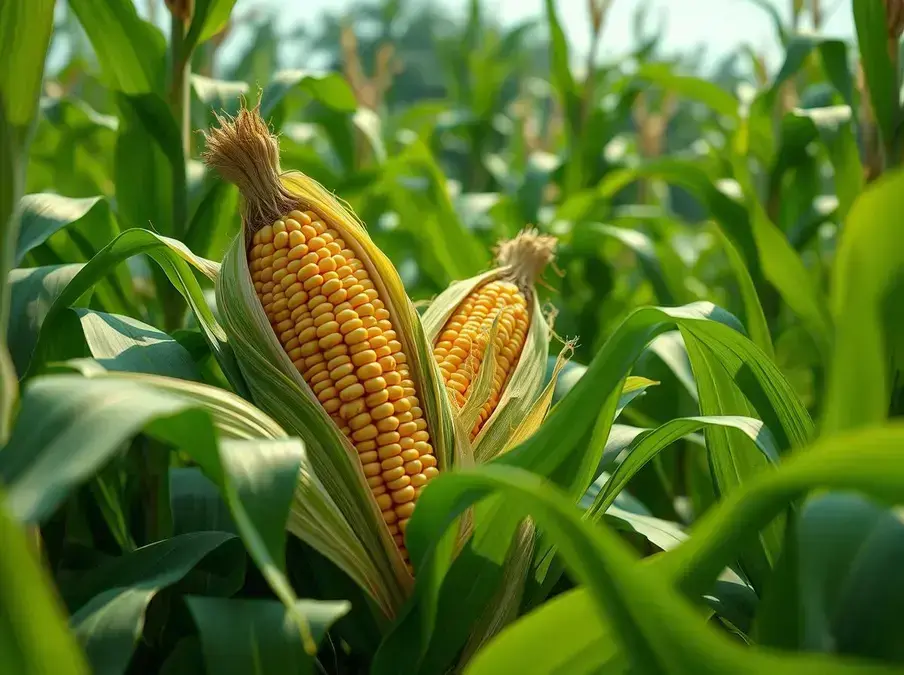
68, 0, 165, 95
466, 588, 619, 675
68, 532, 243, 675
497, 303, 812, 495
187, 596, 350, 675
825, 168, 904, 433
15, 194, 103, 265
636, 63, 739, 119
8, 263, 86, 375
20, 228, 245, 395
407, 461, 903, 675
73, 309, 203, 381
587, 416, 779, 520
0, 492, 90, 675
0, 374, 316, 651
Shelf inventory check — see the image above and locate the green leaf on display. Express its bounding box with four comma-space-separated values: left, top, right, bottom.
187, 596, 350, 675
383, 140, 488, 285
19, 228, 246, 396
771, 37, 853, 107
853, 0, 899, 158
74, 309, 203, 381
600, 160, 758, 277
0, 493, 90, 675
15, 194, 106, 265
184, 179, 240, 261
472, 425, 904, 674
755, 493, 904, 661
68, 532, 242, 675
824, 168, 904, 433
684, 331, 784, 592
794, 107, 863, 224
543, 0, 580, 137
497, 303, 812, 494
261, 70, 358, 117
588, 223, 679, 305
587, 416, 779, 520
0, 0, 55, 127
729, 152, 832, 359
14, 194, 135, 318
0, 373, 317, 649
68, 0, 166, 95
7, 263, 86, 375
409, 461, 903, 674
465, 588, 620, 675
636, 63, 739, 119
709, 224, 773, 358
185, 0, 237, 54
115, 93, 186, 238
170, 467, 237, 536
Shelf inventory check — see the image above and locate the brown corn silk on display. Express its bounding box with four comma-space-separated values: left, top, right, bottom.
432, 229, 556, 439
202, 105, 438, 564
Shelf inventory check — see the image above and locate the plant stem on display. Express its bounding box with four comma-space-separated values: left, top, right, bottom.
169, 11, 191, 164
164, 8, 192, 331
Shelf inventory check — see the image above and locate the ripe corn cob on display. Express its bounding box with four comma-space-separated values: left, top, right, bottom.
432, 229, 556, 439
203, 105, 439, 562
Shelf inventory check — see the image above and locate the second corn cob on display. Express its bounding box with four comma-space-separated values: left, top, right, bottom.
432, 229, 556, 440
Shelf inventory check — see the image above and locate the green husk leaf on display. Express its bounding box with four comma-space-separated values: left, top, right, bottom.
472, 291, 551, 457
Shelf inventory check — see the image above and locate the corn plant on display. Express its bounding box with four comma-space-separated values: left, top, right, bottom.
4, 1, 904, 674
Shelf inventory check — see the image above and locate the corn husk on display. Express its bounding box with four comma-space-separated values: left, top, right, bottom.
204, 104, 459, 618
422, 230, 567, 461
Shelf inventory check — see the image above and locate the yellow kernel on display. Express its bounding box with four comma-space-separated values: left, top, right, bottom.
319, 333, 343, 350
352, 424, 378, 442
383, 466, 406, 482
340, 383, 365, 402
357, 362, 383, 380
340, 399, 367, 419
391, 484, 415, 501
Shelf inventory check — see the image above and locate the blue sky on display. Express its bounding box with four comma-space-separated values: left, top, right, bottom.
233, 0, 856, 70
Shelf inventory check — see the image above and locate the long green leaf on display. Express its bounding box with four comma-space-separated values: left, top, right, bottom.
496, 303, 812, 494
0, 374, 317, 651
187, 596, 350, 675
0, 0, 55, 128
19, 228, 246, 396
68, 0, 166, 95
407, 462, 903, 674
0, 492, 90, 675
587, 415, 779, 520
824, 168, 904, 433
68, 532, 243, 675
853, 0, 899, 159
469, 424, 904, 673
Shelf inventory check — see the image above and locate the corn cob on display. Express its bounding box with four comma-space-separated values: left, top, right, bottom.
203, 106, 438, 561
432, 229, 556, 439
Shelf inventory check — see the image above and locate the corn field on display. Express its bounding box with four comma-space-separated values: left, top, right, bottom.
4, 0, 904, 673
